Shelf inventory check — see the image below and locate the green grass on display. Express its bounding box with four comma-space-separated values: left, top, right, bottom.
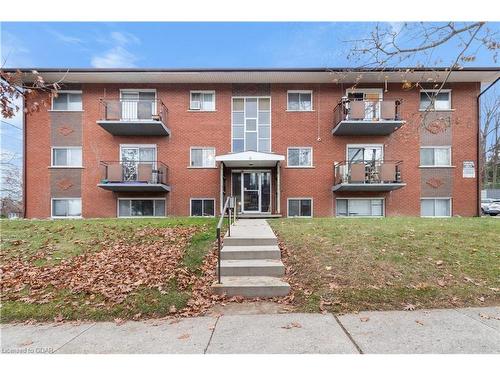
1, 218, 217, 322
269, 217, 500, 313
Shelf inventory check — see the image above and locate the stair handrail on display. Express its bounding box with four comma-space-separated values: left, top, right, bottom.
216, 196, 236, 284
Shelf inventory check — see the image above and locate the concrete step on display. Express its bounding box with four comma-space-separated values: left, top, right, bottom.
223, 237, 277, 246
218, 259, 285, 277
212, 276, 290, 297
220, 245, 281, 260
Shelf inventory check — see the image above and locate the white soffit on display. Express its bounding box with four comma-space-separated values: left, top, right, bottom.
14, 69, 500, 84
215, 151, 285, 168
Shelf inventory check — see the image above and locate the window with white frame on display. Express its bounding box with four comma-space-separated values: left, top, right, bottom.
52, 198, 82, 218
420, 198, 451, 217
336, 199, 384, 217
190, 91, 215, 111
232, 97, 271, 152
420, 147, 451, 166
118, 199, 165, 217
52, 91, 82, 111
419, 90, 451, 110
52, 147, 82, 167
287, 91, 312, 111
288, 198, 312, 217
190, 147, 216, 168
190, 199, 215, 217
288, 147, 312, 167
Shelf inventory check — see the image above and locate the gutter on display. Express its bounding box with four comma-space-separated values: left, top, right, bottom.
476, 76, 500, 216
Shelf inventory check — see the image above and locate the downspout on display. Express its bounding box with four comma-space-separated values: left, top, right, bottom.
477, 76, 500, 216
22, 95, 27, 218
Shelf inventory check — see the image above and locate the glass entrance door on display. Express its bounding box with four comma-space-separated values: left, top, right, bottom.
239, 171, 271, 213
243, 172, 260, 212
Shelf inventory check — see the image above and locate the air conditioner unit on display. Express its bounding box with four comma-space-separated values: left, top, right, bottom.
191, 101, 201, 110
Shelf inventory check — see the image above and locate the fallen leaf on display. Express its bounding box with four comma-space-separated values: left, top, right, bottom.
54, 313, 64, 323
478, 296, 485, 302
435, 260, 444, 266
281, 322, 302, 329
360, 317, 370, 322
19, 340, 33, 347
415, 320, 424, 326
403, 303, 416, 311
114, 318, 125, 326
178, 333, 190, 340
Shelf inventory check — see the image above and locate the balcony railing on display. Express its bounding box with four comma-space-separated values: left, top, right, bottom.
333, 160, 405, 191
98, 161, 170, 192
97, 99, 170, 136
332, 98, 404, 136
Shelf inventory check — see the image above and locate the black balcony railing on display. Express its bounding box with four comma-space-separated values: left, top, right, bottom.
333, 97, 402, 126
99, 99, 168, 124
334, 160, 403, 186
99, 161, 169, 185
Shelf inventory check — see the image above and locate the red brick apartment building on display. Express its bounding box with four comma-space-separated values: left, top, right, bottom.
13, 68, 500, 219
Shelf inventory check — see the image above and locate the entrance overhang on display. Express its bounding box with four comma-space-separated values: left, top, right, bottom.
215, 151, 285, 168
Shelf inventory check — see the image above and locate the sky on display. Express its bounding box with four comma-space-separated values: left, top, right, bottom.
1, 22, 499, 193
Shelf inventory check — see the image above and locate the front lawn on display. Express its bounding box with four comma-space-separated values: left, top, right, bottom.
0, 218, 218, 322
269, 217, 500, 313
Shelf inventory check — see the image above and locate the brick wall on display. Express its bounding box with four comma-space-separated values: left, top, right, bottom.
24, 81, 480, 218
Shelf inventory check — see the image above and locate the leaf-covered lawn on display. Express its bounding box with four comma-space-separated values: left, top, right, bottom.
269, 217, 500, 313
0, 218, 220, 323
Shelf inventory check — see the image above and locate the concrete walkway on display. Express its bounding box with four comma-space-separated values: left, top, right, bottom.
2, 306, 499, 354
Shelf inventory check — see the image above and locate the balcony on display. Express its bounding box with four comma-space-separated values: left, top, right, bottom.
332, 98, 405, 136
97, 99, 170, 136
97, 161, 170, 192
333, 160, 406, 192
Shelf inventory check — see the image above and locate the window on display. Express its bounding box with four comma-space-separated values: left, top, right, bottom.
421, 198, 451, 217
118, 199, 166, 217
52, 198, 82, 218
420, 147, 451, 166
190, 199, 215, 217
287, 91, 312, 111
232, 97, 271, 152
190, 91, 215, 111
288, 147, 312, 167
420, 90, 451, 110
288, 198, 312, 217
52, 147, 82, 167
52, 91, 82, 111
190, 147, 216, 168
336, 199, 384, 217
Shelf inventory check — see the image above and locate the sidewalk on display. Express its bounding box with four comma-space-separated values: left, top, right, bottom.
1, 306, 499, 354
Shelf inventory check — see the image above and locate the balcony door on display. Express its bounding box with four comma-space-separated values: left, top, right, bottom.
347, 89, 383, 120
120, 90, 156, 121
120, 145, 156, 182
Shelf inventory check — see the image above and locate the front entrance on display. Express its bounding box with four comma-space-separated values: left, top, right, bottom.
232, 171, 271, 214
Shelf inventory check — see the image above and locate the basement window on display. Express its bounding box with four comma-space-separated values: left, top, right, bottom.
52, 198, 82, 218
190, 198, 215, 217
420, 198, 451, 217
118, 199, 166, 217
336, 198, 384, 217
288, 198, 312, 217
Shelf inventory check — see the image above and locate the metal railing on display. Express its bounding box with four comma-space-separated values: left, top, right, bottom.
99, 160, 168, 185
333, 97, 402, 126
216, 196, 237, 284
99, 99, 168, 124
334, 160, 403, 185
